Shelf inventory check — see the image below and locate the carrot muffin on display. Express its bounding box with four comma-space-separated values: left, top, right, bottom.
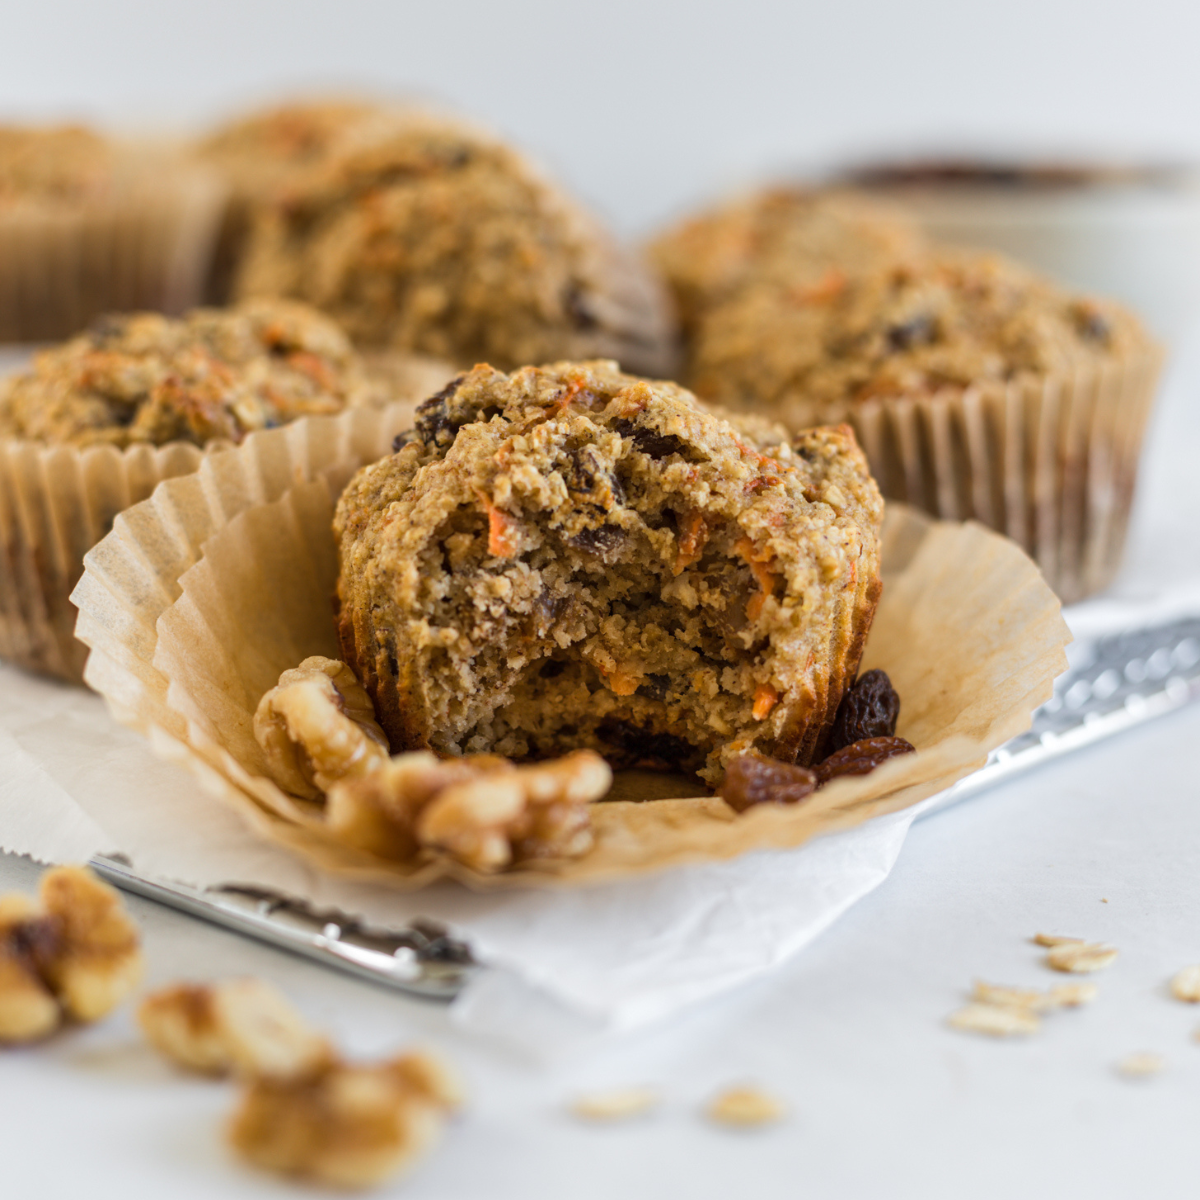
649, 188, 923, 341
0, 299, 452, 682
686, 246, 1159, 602
196, 97, 402, 302
0, 123, 223, 341
333, 360, 883, 784
235, 115, 676, 377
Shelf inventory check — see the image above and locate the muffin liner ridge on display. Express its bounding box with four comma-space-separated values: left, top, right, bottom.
778, 348, 1162, 605
0, 148, 227, 342
72, 411, 1071, 889
0, 391, 438, 684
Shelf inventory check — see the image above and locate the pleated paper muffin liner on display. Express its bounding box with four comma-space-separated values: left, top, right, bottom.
783, 349, 1162, 605
1, 397, 429, 684
0, 151, 227, 342
71, 412, 1071, 888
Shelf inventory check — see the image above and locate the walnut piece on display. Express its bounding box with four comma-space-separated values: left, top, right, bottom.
254, 657, 389, 799
0, 865, 142, 1043
228, 1050, 461, 1189
328, 749, 611, 872
139, 978, 332, 1079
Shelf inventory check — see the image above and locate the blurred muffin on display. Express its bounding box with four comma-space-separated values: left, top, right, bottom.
686, 244, 1160, 602
0, 122, 224, 341
235, 113, 676, 377
0, 298, 453, 681
649, 188, 923, 342
197, 98, 404, 302
333, 360, 883, 783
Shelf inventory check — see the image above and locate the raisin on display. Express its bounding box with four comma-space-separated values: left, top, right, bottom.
612, 417, 688, 460
539, 658, 568, 679
719, 753, 817, 813
564, 282, 598, 330
813, 736, 915, 786
570, 524, 624, 556
413, 375, 467, 448
1075, 308, 1111, 344
829, 669, 900, 751
391, 429, 417, 452
642, 674, 670, 701
886, 314, 937, 352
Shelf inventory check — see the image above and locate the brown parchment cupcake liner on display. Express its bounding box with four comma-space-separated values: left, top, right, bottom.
71, 412, 1071, 889
783, 349, 1162, 605
0, 154, 227, 342
1, 396, 427, 684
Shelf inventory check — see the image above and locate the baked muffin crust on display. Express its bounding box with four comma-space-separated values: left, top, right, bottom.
689, 250, 1150, 429
334, 361, 883, 783
236, 115, 676, 376
0, 299, 392, 448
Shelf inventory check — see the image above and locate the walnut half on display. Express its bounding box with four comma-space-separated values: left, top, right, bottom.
254, 657, 389, 799
228, 1050, 462, 1189
327, 749, 611, 872
0, 865, 143, 1043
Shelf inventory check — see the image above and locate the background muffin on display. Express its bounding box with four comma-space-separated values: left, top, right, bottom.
0, 298, 453, 682
196, 97, 404, 302
0, 122, 225, 341
235, 113, 677, 377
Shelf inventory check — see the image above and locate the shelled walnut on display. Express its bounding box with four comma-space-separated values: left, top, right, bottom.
0, 865, 142, 1043
139, 977, 332, 1078
254, 656, 389, 799
229, 1050, 462, 1189
328, 749, 610, 871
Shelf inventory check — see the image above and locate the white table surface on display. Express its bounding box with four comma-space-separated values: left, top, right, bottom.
5, 336, 1200, 1199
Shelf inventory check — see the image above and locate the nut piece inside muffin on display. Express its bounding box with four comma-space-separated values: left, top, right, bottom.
0, 298, 407, 448
334, 361, 883, 784
235, 114, 676, 376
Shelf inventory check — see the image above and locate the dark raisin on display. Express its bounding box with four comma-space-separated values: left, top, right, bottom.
829, 669, 901, 752
595, 719, 695, 770
570, 524, 624, 556
539, 658, 568, 679
813, 736, 915, 786
793, 443, 818, 463
88, 314, 130, 345
719, 753, 818, 813
642, 674, 670, 701
1075, 308, 1111, 344
886, 314, 937, 352
612, 417, 688, 460
565, 446, 623, 502
564, 282, 598, 330
391, 429, 417, 452
413, 375, 467, 448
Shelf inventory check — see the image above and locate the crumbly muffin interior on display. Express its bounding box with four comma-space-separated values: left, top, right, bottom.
335, 362, 883, 783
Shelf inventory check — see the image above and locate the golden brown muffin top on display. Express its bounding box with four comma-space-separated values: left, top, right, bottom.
197, 98, 401, 200
0, 298, 387, 449
234, 115, 676, 376
0, 124, 114, 205
690, 250, 1152, 426
334, 360, 882, 782
649, 187, 924, 336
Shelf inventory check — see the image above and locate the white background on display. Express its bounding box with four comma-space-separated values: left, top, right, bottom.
2, 0, 1200, 234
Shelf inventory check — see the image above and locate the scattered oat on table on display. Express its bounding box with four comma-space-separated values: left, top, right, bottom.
1169, 965, 1200, 1003
1045, 983, 1099, 1009
570, 1087, 660, 1122
969, 980, 1098, 1014
1032, 933, 1084, 948
947, 1002, 1041, 1037
706, 1087, 786, 1127
1045, 942, 1118, 974
1115, 1052, 1165, 1079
